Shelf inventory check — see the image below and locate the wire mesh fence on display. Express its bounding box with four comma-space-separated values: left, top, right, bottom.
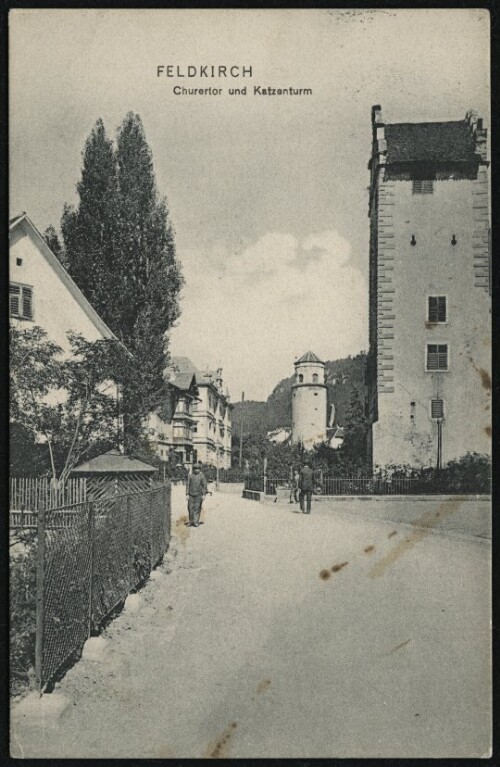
32, 482, 171, 693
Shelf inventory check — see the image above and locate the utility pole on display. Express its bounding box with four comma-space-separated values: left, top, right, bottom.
239, 391, 245, 468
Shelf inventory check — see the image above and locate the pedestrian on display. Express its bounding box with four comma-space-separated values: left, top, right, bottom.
186, 462, 207, 527
299, 460, 314, 514
289, 468, 300, 504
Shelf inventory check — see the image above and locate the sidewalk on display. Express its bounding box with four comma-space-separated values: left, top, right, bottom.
11, 488, 491, 758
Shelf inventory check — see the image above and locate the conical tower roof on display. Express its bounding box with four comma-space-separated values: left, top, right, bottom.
295, 351, 324, 365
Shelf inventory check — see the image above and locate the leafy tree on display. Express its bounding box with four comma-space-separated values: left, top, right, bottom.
114, 113, 183, 447
10, 326, 128, 485
61, 119, 119, 320
43, 225, 67, 268
335, 389, 370, 474
52, 113, 183, 453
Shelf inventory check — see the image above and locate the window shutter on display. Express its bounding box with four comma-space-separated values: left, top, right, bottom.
428, 296, 446, 323
22, 287, 33, 319
437, 296, 446, 322
428, 297, 438, 322
427, 344, 448, 371
431, 399, 444, 419
9, 284, 20, 316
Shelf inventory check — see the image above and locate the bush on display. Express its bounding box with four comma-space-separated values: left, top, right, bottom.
374, 453, 491, 494
10, 533, 38, 696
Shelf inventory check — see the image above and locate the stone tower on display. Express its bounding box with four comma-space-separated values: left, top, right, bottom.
367, 105, 490, 468
291, 351, 327, 448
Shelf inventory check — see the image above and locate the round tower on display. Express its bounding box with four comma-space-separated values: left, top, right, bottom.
291, 351, 327, 449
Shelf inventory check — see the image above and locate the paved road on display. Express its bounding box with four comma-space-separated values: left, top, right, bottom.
12, 488, 491, 758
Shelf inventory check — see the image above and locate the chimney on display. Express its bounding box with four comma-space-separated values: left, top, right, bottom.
371, 104, 383, 126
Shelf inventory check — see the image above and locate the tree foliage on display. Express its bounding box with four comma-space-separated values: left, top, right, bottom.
10, 326, 128, 484
49, 113, 183, 452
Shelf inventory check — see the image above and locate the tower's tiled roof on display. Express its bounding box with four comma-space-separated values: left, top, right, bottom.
385, 121, 477, 164
295, 351, 324, 365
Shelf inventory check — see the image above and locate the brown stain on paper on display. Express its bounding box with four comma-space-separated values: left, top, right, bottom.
256, 679, 271, 693
478, 368, 491, 392
485, 426, 492, 438
387, 638, 412, 655
467, 355, 491, 393
204, 722, 238, 758
369, 499, 462, 578
319, 569, 331, 581
174, 515, 190, 545
331, 561, 348, 573
388, 531, 398, 539
364, 545, 375, 554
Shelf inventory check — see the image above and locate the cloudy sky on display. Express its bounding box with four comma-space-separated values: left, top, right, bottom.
10, 9, 489, 399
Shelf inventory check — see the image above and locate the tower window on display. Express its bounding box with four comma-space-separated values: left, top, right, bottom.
428, 296, 447, 323
426, 344, 448, 371
298, 374, 304, 383
412, 179, 433, 194
430, 399, 445, 419
312, 373, 319, 383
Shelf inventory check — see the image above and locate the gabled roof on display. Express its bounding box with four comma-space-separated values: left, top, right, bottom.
167, 356, 223, 390
385, 121, 477, 164
72, 449, 157, 474
9, 212, 118, 342
295, 351, 324, 365
165, 356, 199, 390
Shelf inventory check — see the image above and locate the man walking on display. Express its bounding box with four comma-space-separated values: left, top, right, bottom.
289, 467, 300, 504
186, 462, 207, 527
299, 460, 314, 514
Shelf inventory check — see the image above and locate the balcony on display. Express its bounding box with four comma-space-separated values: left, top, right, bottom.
172, 434, 193, 444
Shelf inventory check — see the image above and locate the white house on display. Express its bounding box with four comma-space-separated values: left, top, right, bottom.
9, 213, 118, 350
9, 212, 121, 413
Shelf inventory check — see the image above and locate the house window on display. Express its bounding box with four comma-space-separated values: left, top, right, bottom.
426, 344, 448, 371
10, 283, 33, 320
428, 296, 447, 323
412, 179, 433, 194
430, 399, 445, 419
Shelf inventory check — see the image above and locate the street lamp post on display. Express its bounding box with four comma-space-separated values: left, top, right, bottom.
436, 418, 443, 470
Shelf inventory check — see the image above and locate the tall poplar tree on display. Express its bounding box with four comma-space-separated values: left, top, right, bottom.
115, 112, 183, 445
61, 119, 119, 325
56, 112, 183, 452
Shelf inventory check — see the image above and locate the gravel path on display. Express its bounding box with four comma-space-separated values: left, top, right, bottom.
12, 488, 491, 758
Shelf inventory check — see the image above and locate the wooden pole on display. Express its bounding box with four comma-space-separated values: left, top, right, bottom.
35, 501, 46, 695
239, 391, 245, 468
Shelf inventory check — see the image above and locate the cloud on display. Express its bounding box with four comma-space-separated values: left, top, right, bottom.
170, 230, 368, 401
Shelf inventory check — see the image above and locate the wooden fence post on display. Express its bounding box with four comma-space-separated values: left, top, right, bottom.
127, 495, 133, 588
87, 502, 95, 638
35, 501, 46, 696
149, 490, 154, 569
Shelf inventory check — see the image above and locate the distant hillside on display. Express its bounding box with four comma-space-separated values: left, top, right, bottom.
232, 353, 367, 438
